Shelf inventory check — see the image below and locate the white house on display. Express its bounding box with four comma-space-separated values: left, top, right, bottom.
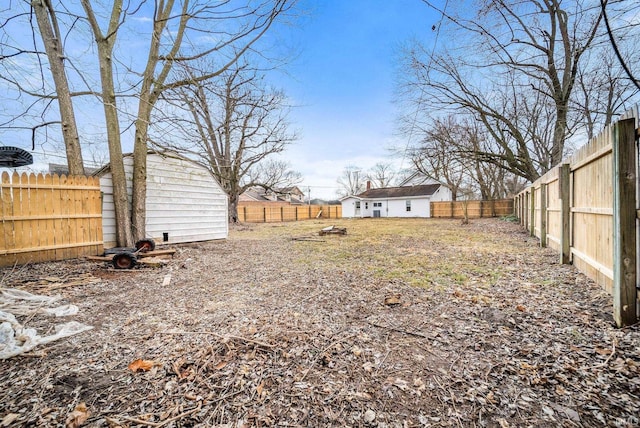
95, 152, 228, 248
341, 183, 451, 218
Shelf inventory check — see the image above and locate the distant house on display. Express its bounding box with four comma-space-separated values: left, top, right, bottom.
94, 152, 228, 248
341, 182, 451, 218
48, 163, 99, 176
239, 186, 306, 205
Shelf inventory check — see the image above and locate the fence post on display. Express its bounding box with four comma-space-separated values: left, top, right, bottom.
295, 206, 298, 221
281, 206, 284, 222
540, 183, 547, 247
263, 207, 267, 223
529, 189, 535, 236
243, 206, 247, 223
559, 164, 571, 264
612, 118, 638, 327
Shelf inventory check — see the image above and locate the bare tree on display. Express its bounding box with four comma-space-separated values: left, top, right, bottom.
366, 162, 395, 188
573, 49, 639, 140
407, 115, 522, 200
159, 62, 299, 223
2, 1, 297, 245
336, 165, 365, 197
400, 0, 607, 182
81, 0, 133, 246
408, 116, 468, 200
0, 0, 86, 175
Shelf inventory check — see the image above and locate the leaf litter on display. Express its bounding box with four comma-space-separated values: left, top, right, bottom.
0, 218, 638, 427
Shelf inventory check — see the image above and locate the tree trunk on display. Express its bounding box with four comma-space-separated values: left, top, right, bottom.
228, 195, 239, 223
100, 52, 133, 247
81, 0, 133, 247
32, 0, 84, 176
131, 121, 148, 241
552, 106, 568, 167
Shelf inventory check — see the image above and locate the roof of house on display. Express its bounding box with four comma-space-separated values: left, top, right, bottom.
239, 187, 270, 202
278, 186, 304, 195
356, 184, 441, 199
239, 186, 306, 204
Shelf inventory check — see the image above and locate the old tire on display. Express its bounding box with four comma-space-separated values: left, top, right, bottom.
112, 252, 137, 269
135, 239, 156, 253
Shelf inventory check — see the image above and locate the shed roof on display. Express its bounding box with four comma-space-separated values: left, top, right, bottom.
357, 184, 441, 199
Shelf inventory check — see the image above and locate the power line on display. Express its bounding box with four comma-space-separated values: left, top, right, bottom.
399, 0, 449, 172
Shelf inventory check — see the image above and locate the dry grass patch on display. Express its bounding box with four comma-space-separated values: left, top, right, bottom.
0, 218, 638, 427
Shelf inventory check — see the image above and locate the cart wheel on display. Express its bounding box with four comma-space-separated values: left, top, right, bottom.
112, 252, 137, 269
135, 239, 156, 253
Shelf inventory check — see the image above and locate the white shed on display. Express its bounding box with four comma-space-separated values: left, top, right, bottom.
96, 152, 228, 248
340, 184, 451, 218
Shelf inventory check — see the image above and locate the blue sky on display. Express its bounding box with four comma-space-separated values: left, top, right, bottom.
276, 0, 439, 199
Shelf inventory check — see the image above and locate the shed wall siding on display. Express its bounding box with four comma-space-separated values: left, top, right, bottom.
100, 154, 228, 247
341, 197, 358, 218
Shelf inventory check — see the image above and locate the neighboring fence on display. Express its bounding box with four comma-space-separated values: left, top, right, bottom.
238, 204, 341, 223
430, 199, 514, 218
0, 172, 103, 267
514, 107, 639, 327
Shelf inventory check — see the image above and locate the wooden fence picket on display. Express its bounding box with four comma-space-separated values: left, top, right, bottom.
0, 172, 103, 267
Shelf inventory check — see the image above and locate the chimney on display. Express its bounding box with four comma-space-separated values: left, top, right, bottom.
366, 180, 371, 191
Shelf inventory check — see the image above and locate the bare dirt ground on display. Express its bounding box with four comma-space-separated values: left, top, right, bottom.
1, 218, 639, 427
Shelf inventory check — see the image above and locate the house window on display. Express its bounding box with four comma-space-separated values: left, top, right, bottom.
355, 201, 361, 209
365, 202, 369, 209
406, 200, 412, 212
373, 202, 382, 207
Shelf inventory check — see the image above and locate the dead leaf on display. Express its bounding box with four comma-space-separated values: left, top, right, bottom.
595, 347, 612, 355
128, 359, 157, 372
453, 289, 465, 298
256, 381, 265, 397
516, 304, 526, 312
392, 378, 409, 391
214, 361, 228, 370
497, 418, 510, 428
384, 295, 401, 306
66, 403, 90, 428
1, 413, 19, 427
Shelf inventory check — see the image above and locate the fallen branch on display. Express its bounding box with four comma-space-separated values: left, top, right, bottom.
367, 321, 430, 339
119, 403, 201, 428
291, 236, 326, 242
299, 333, 356, 382
159, 331, 274, 349
589, 339, 617, 370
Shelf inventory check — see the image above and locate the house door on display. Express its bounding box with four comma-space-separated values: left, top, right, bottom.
355, 201, 361, 216
373, 210, 381, 218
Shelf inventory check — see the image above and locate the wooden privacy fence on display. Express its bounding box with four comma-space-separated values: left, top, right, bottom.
238, 204, 342, 223
514, 107, 639, 327
430, 199, 513, 218
0, 172, 103, 267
